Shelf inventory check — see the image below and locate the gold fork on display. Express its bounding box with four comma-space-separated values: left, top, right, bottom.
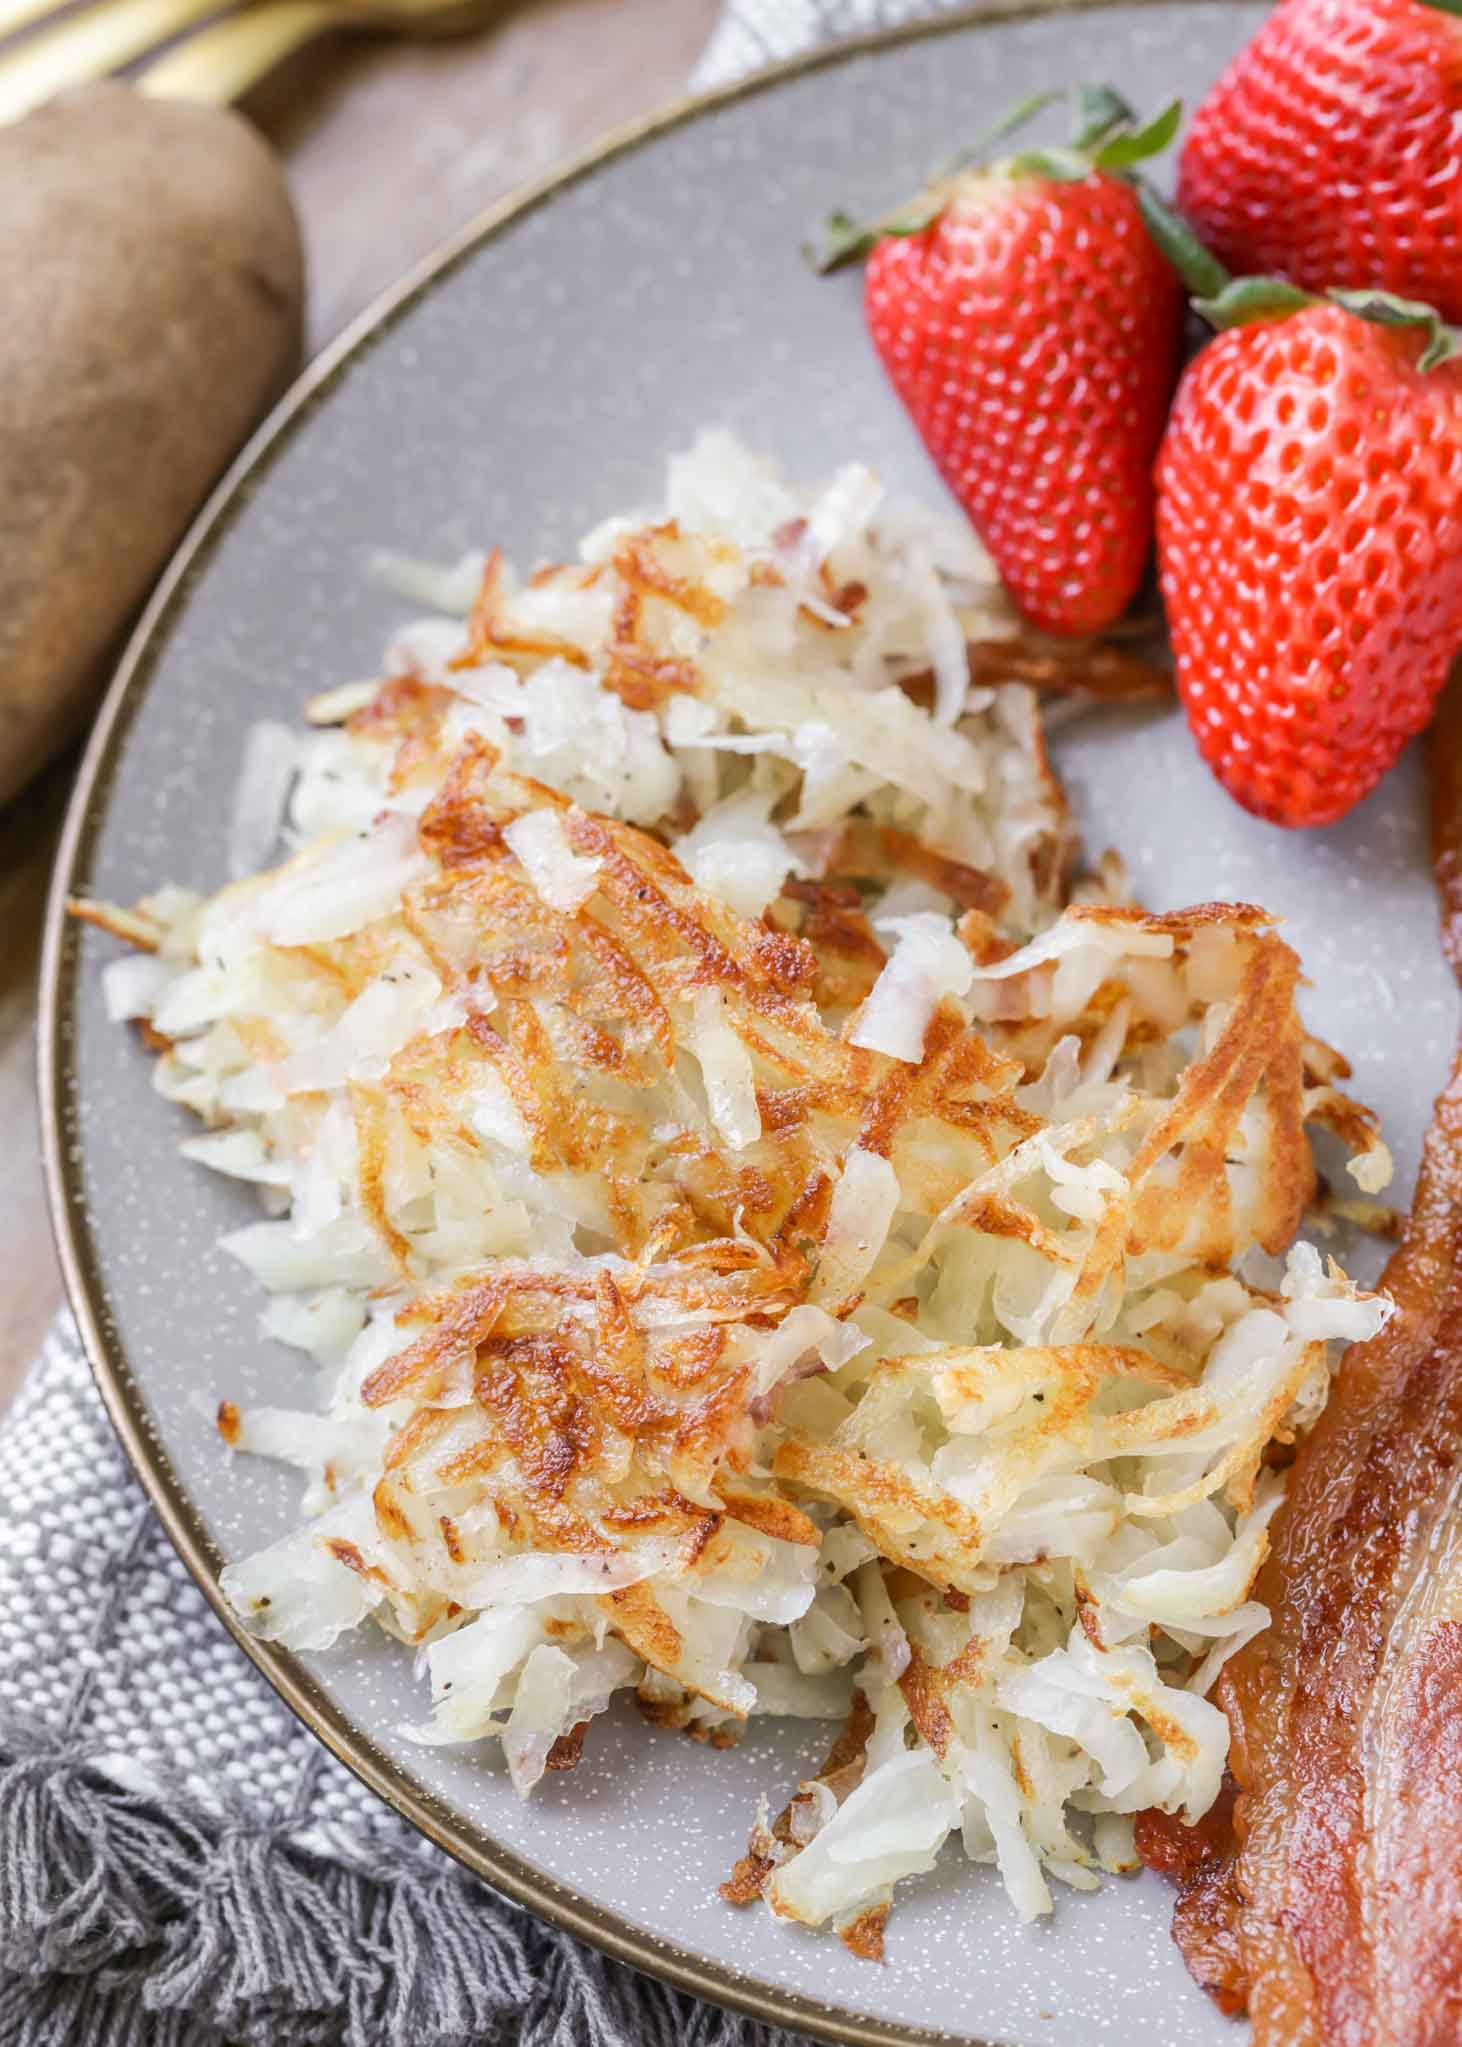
0, 0, 499, 122
138, 0, 494, 102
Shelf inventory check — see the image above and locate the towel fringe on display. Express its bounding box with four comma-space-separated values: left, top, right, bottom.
0, 1714, 507, 2046
0, 1712, 809, 2047
518, 1919, 810, 2047
0, 1714, 198, 1976
0, 1966, 206, 2047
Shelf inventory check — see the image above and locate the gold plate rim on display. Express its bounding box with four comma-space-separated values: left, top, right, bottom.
39, 8, 1213, 2039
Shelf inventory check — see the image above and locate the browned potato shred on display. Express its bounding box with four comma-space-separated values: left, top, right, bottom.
74, 434, 1392, 1947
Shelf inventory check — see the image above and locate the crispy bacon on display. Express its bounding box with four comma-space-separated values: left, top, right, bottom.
1143, 706, 1462, 2044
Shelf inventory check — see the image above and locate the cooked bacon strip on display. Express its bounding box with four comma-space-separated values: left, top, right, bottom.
1134, 1778, 1247, 2018
1142, 706, 1462, 2044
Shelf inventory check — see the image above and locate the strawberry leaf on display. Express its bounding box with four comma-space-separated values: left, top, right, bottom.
1004, 144, 1093, 182
1071, 84, 1136, 150
1416, 0, 1462, 16
932, 88, 1066, 179
1136, 183, 1230, 298
1328, 287, 1462, 370
809, 195, 946, 272
1195, 276, 1314, 328
1093, 98, 1183, 168
810, 85, 1186, 271
811, 87, 1065, 270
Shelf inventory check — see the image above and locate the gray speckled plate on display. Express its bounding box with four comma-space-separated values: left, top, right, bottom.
41, 8, 1462, 2044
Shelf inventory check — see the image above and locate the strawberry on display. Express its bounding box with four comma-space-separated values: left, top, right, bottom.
1178, 0, 1462, 323
818, 92, 1185, 637
1142, 213, 1462, 826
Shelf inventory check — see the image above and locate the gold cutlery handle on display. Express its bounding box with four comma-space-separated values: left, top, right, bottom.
0, 0, 81, 45
137, 1, 341, 101
0, 0, 222, 121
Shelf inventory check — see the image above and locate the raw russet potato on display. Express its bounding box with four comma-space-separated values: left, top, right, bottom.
0, 84, 304, 805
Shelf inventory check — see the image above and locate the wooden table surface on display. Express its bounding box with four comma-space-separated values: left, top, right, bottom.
0, 0, 720, 1417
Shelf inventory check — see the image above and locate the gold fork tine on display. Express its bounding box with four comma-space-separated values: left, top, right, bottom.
137, 0, 338, 101
0, 0, 84, 47
136, 0, 498, 103
0, 0, 224, 121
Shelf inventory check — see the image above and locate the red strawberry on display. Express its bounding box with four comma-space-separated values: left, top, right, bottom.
819, 94, 1185, 637
1153, 285, 1462, 827
1178, 0, 1462, 322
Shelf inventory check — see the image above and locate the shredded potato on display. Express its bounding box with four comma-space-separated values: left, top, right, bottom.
77, 434, 1391, 1945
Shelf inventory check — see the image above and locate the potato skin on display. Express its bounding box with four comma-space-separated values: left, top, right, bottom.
0, 85, 305, 805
